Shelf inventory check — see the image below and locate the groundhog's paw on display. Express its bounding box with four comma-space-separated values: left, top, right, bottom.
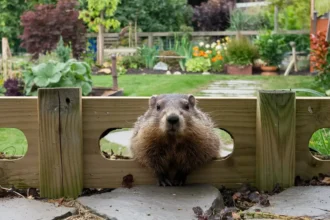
173, 171, 188, 186
157, 173, 172, 187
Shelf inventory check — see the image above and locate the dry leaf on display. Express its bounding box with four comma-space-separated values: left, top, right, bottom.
122, 174, 134, 188
322, 177, 330, 184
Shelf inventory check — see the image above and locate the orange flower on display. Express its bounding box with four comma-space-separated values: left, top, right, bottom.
193, 46, 199, 51
199, 51, 205, 56
193, 52, 199, 57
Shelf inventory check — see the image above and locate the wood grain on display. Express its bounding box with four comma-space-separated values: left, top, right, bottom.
59, 88, 83, 199
256, 91, 296, 191
0, 97, 39, 188
38, 89, 62, 198
1, 95, 330, 191
82, 97, 257, 188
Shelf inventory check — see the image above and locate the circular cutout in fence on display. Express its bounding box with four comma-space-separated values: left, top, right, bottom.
214, 128, 234, 159
99, 128, 234, 160
99, 128, 133, 160
309, 128, 330, 160
0, 128, 28, 160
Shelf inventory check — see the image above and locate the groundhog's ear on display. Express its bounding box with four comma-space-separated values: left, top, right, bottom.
188, 94, 196, 106
149, 95, 157, 107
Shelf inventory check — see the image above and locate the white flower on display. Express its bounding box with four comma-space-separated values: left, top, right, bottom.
199, 42, 204, 47
205, 44, 210, 48
211, 42, 217, 48
216, 45, 222, 50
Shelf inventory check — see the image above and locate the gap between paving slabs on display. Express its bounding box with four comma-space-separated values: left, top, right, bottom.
2, 173, 330, 220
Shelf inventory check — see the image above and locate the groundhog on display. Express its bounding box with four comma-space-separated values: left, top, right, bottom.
130, 94, 222, 186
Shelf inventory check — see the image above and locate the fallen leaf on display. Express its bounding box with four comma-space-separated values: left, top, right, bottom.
192, 206, 204, 216
322, 177, 330, 184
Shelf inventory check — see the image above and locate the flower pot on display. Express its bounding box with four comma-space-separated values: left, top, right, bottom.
260, 65, 278, 72
226, 64, 252, 75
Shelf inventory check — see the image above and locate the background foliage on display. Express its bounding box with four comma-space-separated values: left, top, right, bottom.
114, 0, 193, 32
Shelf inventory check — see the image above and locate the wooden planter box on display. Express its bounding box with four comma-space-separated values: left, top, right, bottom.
226, 64, 252, 75
90, 87, 124, 96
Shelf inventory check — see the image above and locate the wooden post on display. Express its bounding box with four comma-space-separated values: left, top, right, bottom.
111, 54, 118, 91
256, 90, 296, 191
97, 12, 105, 65
1, 37, 11, 80
38, 88, 83, 199
148, 33, 153, 48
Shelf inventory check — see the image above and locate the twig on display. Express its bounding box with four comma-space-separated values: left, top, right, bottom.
0, 185, 25, 198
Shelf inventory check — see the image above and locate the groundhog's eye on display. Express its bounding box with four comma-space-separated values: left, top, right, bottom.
156, 104, 161, 111
184, 104, 189, 110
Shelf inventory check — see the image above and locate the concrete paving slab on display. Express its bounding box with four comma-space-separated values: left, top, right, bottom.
247, 186, 330, 220
0, 197, 76, 220
78, 184, 223, 220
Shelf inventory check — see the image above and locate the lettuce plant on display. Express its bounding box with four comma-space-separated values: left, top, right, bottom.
23, 59, 93, 96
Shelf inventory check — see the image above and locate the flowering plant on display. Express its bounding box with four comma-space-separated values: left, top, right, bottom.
191, 37, 229, 72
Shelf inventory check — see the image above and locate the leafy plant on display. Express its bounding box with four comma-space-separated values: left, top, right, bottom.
118, 55, 145, 69
137, 45, 159, 69
254, 31, 287, 66
20, 0, 87, 59
23, 59, 93, 96
185, 57, 211, 72
55, 36, 72, 63
225, 37, 258, 66
192, 0, 232, 31
3, 78, 25, 96
170, 34, 193, 71
79, 0, 120, 32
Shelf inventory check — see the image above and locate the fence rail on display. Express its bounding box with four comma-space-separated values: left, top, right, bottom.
86, 30, 310, 48
0, 88, 329, 199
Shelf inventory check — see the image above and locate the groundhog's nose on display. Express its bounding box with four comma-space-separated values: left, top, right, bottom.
167, 114, 179, 125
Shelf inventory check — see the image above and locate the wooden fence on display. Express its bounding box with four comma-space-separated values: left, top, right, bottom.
86, 30, 310, 49
0, 88, 329, 199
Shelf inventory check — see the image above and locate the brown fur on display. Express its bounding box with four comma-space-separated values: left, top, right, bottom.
130, 94, 222, 186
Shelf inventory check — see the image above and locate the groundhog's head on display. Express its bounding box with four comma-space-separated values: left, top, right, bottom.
146, 94, 198, 136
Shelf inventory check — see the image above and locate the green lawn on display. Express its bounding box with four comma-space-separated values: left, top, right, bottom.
0, 74, 328, 158
92, 74, 321, 96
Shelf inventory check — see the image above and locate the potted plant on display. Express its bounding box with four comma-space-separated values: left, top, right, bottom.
224, 36, 258, 75
254, 31, 287, 72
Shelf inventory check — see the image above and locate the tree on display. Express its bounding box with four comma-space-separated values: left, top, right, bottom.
20, 0, 87, 59
114, 0, 193, 32
0, 0, 28, 53
265, 0, 310, 30
79, 0, 120, 64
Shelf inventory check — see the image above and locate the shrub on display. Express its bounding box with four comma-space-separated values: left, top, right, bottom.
3, 78, 25, 96
185, 57, 211, 72
159, 51, 180, 70
225, 36, 258, 66
228, 8, 271, 31
254, 31, 287, 66
20, 0, 86, 60
192, 0, 232, 31
23, 59, 93, 96
118, 55, 145, 69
